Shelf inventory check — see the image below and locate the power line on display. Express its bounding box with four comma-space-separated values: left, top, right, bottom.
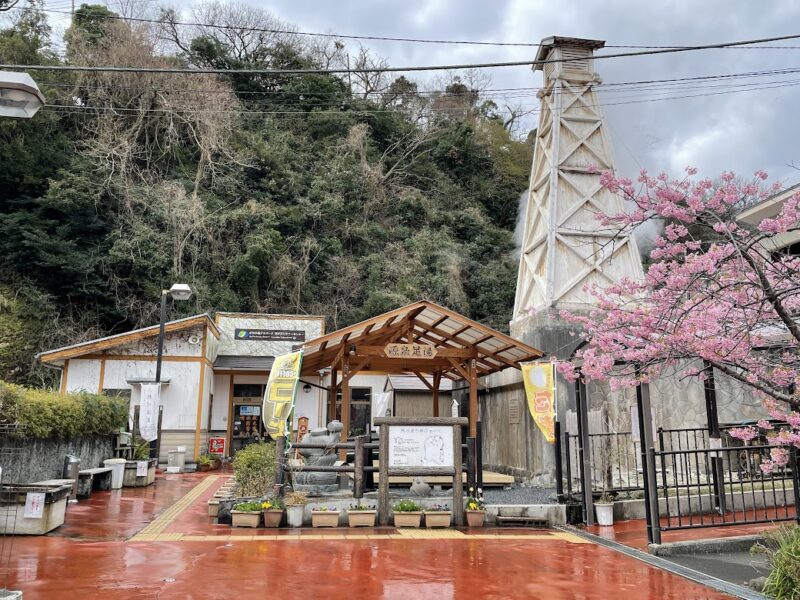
25, 5, 800, 51
5, 32, 800, 75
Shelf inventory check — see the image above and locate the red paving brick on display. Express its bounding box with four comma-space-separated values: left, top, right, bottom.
0, 473, 737, 599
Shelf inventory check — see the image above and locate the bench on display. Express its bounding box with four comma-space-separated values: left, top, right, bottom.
495, 515, 549, 528
77, 468, 113, 499
32, 478, 78, 501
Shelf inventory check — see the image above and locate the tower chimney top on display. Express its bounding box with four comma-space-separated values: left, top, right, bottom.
534, 36, 606, 72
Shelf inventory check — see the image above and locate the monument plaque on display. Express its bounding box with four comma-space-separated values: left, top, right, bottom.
388, 425, 454, 468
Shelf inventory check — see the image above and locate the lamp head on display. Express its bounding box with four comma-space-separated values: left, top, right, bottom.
168, 283, 192, 301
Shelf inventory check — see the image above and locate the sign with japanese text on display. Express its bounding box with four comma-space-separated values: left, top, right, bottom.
136, 461, 149, 477
24, 492, 45, 519
521, 362, 556, 443
235, 329, 305, 342
388, 425, 454, 468
262, 351, 303, 438
384, 343, 438, 359
208, 437, 226, 455
139, 383, 160, 442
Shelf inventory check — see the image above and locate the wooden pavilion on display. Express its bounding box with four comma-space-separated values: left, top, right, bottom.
300, 301, 543, 439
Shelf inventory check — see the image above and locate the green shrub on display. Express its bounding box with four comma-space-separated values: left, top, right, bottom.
232, 442, 277, 497
756, 525, 800, 598
0, 381, 127, 438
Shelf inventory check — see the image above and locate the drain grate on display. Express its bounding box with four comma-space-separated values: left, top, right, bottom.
495, 516, 549, 528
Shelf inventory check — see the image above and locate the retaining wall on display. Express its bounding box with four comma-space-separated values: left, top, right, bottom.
0, 435, 115, 483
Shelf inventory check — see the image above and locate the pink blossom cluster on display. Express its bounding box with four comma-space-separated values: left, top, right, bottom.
556, 168, 800, 413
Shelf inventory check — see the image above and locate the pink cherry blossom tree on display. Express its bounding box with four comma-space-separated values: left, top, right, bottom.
557, 168, 800, 473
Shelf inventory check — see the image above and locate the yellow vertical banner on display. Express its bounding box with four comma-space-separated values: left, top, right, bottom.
263, 350, 303, 438
521, 361, 556, 443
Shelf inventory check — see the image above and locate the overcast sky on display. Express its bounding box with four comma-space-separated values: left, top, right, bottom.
238, 0, 800, 187
31, 0, 800, 186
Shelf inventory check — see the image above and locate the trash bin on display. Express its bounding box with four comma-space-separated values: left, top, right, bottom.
103, 458, 127, 489
167, 446, 186, 474
63, 455, 81, 501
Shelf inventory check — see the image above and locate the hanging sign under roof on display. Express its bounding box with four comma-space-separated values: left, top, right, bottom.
384, 343, 438, 359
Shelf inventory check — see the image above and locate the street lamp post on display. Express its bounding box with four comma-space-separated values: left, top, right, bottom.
154, 283, 193, 385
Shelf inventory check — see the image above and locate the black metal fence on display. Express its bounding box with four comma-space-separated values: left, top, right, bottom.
650, 444, 800, 541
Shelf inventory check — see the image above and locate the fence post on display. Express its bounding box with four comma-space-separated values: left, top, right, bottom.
647, 446, 662, 545
554, 421, 564, 498
364, 440, 374, 491
791, 447, 800, 525
576, 376, 594, 525
466, 437, 476, 494
274, 435, 286, 497
564, 433, 573, 498
476, 420, 484, 491
636, 380, 655, 544
353, 435, 365, 499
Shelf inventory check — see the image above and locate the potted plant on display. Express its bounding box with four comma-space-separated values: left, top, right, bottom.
231, 501, 262, 528
347, 503, 377, 528
465, 487, 486, 527
392, 499, 422, 528
311, 506, 340, 528
261, 496, 285, 528
284, 490, 308, 528
197, 454, 215, 472
594, 434, 616, 527
423, 504, 452, 528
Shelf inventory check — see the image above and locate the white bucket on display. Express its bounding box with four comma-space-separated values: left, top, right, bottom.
595, 503, 614, 527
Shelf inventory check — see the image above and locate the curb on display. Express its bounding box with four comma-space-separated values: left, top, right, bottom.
649, 534, 764, 557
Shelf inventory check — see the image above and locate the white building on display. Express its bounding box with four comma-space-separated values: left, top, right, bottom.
37, 312, 420, 463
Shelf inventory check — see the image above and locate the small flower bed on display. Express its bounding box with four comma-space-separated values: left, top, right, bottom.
425, 504, 450, 512
312, 505, 339, 512
466, 487, 485, 511
232, 501, 262, 513
261, 497, 285, 511
393, 499, 421, 512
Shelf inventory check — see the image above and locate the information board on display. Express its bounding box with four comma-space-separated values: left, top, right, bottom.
387, 425, 454, 468
235, 329, 305, 342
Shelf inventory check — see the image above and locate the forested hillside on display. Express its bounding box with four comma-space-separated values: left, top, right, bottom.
0, 2, 532, 385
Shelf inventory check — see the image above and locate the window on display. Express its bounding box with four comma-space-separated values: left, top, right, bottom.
233, 384, 264, 398
336, 387, 372, 437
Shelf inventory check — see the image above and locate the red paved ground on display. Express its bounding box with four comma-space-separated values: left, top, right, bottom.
587, 514, 790, 551
0, 473, 736, 599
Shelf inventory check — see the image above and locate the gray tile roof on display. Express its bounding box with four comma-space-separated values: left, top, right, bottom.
213, 355, 275, 370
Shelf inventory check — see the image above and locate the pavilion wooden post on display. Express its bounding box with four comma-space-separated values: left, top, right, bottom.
432, 371, 441, 417
468, 359, 478, 438
328, 365, 338, 423
339, 353, 351, 461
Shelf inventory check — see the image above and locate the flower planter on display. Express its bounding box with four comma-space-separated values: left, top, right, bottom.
595, 503, 614, 527
465, 510, 485, 527
208, 499, 220, 518
231, 510, 261, 528
393, 511, 422, 528
347, 510, 377, 528
262, 509, 284, 528
424, 511, 452, 528
311, 511, 340, 528
286, 505, 305, 528
123, 459, 156, 487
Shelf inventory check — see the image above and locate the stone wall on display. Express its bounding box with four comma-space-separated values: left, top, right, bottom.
0, 435, 115, 484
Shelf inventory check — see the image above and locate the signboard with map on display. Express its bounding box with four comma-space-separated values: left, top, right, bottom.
387, 425, 454, 468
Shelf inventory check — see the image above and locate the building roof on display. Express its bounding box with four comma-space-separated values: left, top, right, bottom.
737, 183, 800, 225
386, 375, 454, 392
37, 314, 219, 365
213, 356, 275, 371
300, 300, 543, 379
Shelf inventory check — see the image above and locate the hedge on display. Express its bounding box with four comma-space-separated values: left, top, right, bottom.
0, 381, 128, 439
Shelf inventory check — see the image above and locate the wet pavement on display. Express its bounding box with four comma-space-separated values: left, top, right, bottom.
0, 473, 737, 599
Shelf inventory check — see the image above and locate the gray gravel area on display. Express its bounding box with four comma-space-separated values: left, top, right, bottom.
483, 485, 558, 505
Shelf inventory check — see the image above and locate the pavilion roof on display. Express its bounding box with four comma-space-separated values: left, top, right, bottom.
300, 301, 543, 379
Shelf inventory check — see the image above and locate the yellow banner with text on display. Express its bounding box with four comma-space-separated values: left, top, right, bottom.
521, 361, 556, 443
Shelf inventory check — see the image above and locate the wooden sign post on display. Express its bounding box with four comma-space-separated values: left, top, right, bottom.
374, 416, 468, 526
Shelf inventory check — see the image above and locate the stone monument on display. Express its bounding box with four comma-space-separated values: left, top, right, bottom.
292, 420, 343, 495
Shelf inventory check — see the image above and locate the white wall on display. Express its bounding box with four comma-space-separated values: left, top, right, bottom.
65, 359, 102, 393
210, 373, 231, 431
